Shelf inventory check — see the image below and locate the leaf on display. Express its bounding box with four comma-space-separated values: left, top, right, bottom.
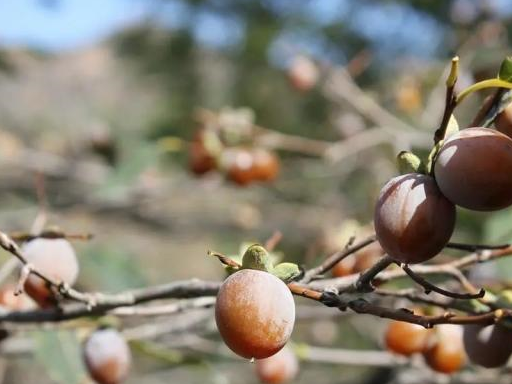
32, 330, 86, 384
272, 262, 301, 282
498, 56, 512, 82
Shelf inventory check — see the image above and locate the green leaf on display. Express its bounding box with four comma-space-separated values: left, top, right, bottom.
272, 262, 301, 282
32, 330, 86, 384
498, 57, 512, 82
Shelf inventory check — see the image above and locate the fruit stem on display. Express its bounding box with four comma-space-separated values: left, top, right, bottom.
456, 78, 512, 105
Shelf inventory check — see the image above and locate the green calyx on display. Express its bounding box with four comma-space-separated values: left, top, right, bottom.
397, 151, 425, 175
240, 244, 301, 282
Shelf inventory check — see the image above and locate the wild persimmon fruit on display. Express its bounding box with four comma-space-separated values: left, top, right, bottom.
385, 319, 431, 356
255, 345, 299, 384
222, 147, 257, 186
189, 130, 217, 175
0, 285, 32, 311
21, 238, 79, 308
332, 254, 357, 277
423, 324, 466, 374
374, 173, 455, 264
495, 103, 512, 138
463, 323, 512, 368
252, 149, 279, 182
287, 56, 319, 92
84, 328, 131, 384
434, 127, 512, 211
215, 269, 295, 359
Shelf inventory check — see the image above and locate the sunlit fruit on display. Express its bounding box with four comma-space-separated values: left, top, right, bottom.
215, 269, 295, 359
84, 328, 131, 384
463, 323, 512, 368
189, 130, 217, 175
255, 345, 299, 384
0, 285, 33, 311
423, 324, 466, 374
332, 254, 357, 277
385, 319, 431, 356
287, 56, 319, 92
495, 102, 512, 138
222, 147, 257, 186
434, 127, 512, 211
252, 149, 280, 182
21, 238, 79, 308
374, 173, 455, 264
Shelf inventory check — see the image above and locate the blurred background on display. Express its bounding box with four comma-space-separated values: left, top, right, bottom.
0, 0, 511, 383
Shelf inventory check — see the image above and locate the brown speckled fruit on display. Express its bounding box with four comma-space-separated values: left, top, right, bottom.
255, 346, 299, 384
215, 269, 295, 359
385, 320, 431, 356
423, 324, 466, 374
84, 329, 131, 384
374, 173, 455, 264
434, 127, 512, 211
21, 238, 79, 308
463, 323, 512, 368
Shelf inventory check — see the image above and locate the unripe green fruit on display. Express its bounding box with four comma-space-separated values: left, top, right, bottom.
374, 173, 455, 264
215, 269, 295, 359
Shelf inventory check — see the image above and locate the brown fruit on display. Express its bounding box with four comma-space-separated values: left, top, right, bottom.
463, 323, 512, 368
423, 324, 466, 374
84, 328, 131, 384
252, 149, 280, 182
332, 254, 357, 277
215, 269, 295, 359
222, 147, 257, 186
495, 102, 512, 138
385, 320, 431, 356
434, 127, 512, 211
189, 131, 217, 175
0, 285, 32, 311
21, 238, 79, 308
374, 173, 455, 264
255, 346, 299, 384
287, 56, 319, 92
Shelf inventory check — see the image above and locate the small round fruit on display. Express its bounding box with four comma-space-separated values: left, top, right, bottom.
495, 103, 512, 138
255, 346, 299, 384
215, 269, 295, 359
434, 127, 512, 211
287, 56, 319, 92
463, 323, 512, 368
423, 324, 466, 374
222, 148, 257, 186
84, 328, 131, 384
353, 242, 384, 272
385, 320, 430, 356
0, 285, 33, 311
332, 254, 356, 277
374, 173, 455, 264
189, 131, 217, 175
21, 238, 79, 308
252, 149, 279, 182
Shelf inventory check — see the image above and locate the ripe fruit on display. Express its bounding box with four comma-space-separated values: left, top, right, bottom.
215, 269, 295, 359
374, 173, 455, 264
222, 147, 256, 186
252, 149, 279, 182
423, 324, 466, 374
287, 56, 319, 92
385, 320, 431, 356
463, 323, 512, 368
84, 328, 131, 384
495, 103, 512, 138
434, 127, 512, 211
0, 285, 33, 311
21, 238, 79, 308
189, 130, 217, 175
332, 254, 357, 277
255, 346, 299, 384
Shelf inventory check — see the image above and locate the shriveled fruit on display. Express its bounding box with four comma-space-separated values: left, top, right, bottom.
495, 102, 512, 138
21, 238, 79, 308
252, 149, 279, 182
385, 319, 430, 356
463, 323, 512, 368
374, 173, 455, 264
255, 345, 299, 384
423, 324, 466, 374
215, 269, 295, 359
434, 127, 512, 211
84, 328, 131, 384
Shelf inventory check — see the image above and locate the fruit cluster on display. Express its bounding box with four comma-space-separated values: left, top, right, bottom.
189, 108, 280, 186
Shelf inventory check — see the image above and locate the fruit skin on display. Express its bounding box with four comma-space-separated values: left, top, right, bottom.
222, 147, 257, 186
374, 173, 455, 264
215, 269, 295, 359
385, 320, 431, 356
463, 323, 512, 368
332, 254, 357, 277
423, 324, 466, 374
495, 103, 512, 138
255, 346, 298, 384
21, 238, 79, 308
84, 328, 131, 384
0, 285, 33, 311
434, 127, 512, 211
288, 56, 319, 92
189, 130, 217, 175
252, 149, 279, 182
